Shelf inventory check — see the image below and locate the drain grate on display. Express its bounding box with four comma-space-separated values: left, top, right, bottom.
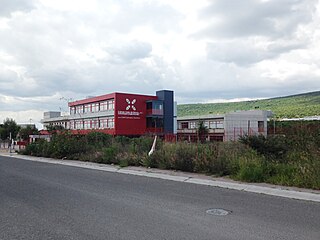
206, 208, 231, 216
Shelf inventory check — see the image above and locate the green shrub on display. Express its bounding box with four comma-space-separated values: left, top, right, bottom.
239, 135, 288, 161
47, 134, 90, 159
114, 136, 131, 146
192, 142, 253, 176
77, 151, 104, 162
236, 161, 266, 182
85, 132, 112, 148
173, 142, 197, 172
141, 138, 167, 168
193, 144, 213, 173
22, 142, 38, 156
141, 155, 157, 168
119, 158, 129, 167
151, 142, 198, 172
130, 137, 154, 155
213, 142, 240, 176
268, 163, 296, 186
117, 152, 142, 167
102, 147, 118, 164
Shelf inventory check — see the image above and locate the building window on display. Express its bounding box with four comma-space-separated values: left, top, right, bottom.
147, 117, 164, 129
84, 104, 91, 113
91, 119, 99, 129
91, 103, 99, 112
108, 99, 114, 110
109, 118, 114, 128
70, 121, 75, 129
189, 122, 196, 129
75, 120, 83, 129
99, 117, 114, 129
100, 118, 107, 128
75, 105, 83, 114
181, 122, 189, 129
70, 107, 75, 115
209, 120, 224, 129
84, 120, 91, 129
258, 121, 264, 132
216, 121, 224, 129
100, 101, 107, 111
147, 100, 163, 115
100, 99, 114, 111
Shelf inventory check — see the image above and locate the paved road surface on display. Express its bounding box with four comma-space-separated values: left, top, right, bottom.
1, 156, 319, 240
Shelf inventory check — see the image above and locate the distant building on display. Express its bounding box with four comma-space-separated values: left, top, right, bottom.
41, 90, 176, 136
177, 110, 272, 142
18, 124, 36, 129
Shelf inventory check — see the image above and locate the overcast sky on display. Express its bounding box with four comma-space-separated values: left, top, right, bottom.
0, 0, 319, 127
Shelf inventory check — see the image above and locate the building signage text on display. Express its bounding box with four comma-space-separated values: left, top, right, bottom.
118, 111, 140, 116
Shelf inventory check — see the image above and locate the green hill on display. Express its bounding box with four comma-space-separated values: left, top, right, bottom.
177, 91, 320, 118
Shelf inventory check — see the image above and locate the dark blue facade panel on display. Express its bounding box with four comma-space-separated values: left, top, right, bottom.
156, 90, 174, 134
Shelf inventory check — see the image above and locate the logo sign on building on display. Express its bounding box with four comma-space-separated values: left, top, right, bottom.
118, 98, 142, 119
126, 98, 136, 110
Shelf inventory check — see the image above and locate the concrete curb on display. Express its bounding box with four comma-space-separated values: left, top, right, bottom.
2, 153, 320, 203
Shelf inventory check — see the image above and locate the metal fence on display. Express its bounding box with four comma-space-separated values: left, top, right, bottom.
0, 140, 25, 151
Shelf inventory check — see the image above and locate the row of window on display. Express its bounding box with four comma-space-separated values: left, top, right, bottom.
70, 99, 115, 114
70, 118, 114, 130
48, 122, 68, 127
178, 120, 224, 130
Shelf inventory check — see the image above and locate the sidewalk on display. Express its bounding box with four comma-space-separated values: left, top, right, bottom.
0, 148, 14, 154
1, 152, 320, 203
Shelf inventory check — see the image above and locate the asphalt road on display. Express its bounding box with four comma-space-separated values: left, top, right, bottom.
1, 156, 319, 240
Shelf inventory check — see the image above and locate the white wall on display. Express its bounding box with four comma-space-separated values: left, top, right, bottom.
224, 110, 270, 141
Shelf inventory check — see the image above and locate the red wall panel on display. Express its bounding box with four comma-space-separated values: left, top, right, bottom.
115, 93, 157, 135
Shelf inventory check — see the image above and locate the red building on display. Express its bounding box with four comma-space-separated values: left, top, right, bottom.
41, 90, 175, 136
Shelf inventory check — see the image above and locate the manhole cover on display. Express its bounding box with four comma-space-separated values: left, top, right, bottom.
206, 208, 231, 216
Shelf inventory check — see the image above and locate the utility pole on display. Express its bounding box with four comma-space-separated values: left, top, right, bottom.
9, 132, 12, 153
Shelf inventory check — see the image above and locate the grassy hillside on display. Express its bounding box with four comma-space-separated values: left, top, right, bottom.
177, 91, 320, 118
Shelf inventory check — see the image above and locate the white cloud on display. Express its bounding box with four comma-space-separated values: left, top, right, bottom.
107, 40, 152, 63
206, 37, 306, 66
0, 0, 35, 17
197, 0, 317, 39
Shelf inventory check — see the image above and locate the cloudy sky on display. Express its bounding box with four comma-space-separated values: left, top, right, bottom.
0, 0, 319, 127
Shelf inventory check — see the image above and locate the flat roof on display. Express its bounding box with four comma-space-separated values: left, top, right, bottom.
177, 110, 273, 121
177, 114, 225, 121
68, 93, 116, 107
68, 92, 158, 107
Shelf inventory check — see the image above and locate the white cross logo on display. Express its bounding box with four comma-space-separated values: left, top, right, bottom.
126, 99, 136, 111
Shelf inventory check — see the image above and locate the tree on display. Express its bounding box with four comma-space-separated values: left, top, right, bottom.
0, 125, 5, 140
197, 120, 209, 143
18, 125, 39, 141
0, 118, 20, 140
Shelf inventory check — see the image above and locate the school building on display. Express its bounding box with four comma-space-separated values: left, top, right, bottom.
41, 90, 176, 136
